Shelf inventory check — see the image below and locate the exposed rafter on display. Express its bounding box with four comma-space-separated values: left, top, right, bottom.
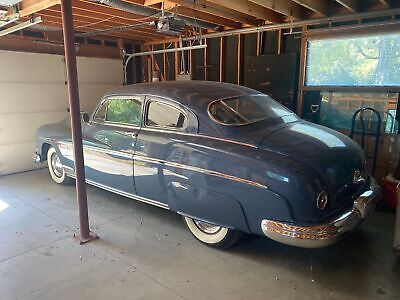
19, 0, 60, 17
170, 0, 261, 26
205, 0, 283, 23
336, 0, 358, 13
378, 0, 391, 8
291, 0, 329, 16
249, 0, 305, 20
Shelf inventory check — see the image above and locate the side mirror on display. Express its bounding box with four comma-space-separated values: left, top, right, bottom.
80, 111, 90, 123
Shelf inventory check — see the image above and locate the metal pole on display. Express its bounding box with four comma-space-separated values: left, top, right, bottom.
60, 0, 97, 244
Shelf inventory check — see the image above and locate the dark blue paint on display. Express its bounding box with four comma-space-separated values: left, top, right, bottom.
36, 81, 371, 236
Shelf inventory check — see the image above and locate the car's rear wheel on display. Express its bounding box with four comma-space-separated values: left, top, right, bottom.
183, 216, 242, 249
47, 147, 72, 185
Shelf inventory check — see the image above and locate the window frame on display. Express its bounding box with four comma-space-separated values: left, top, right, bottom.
207, 95, 294, 127
144, 98, 189, 132
91, 96, 143, 129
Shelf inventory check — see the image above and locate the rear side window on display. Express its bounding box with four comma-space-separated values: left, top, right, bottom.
146, 101, 187, 129
208, 94, 293, 126
106, 98, 141, 126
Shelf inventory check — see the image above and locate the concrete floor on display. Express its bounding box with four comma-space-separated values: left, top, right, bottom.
0, 169, 399, 300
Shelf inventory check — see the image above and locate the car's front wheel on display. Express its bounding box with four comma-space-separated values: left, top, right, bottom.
47, 147, 72, 185
183, 216, 242, 249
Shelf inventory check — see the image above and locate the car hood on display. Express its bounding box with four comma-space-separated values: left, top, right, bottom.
259, 121, 365, 190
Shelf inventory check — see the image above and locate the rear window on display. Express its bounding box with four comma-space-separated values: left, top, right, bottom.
208, 94, 293, 126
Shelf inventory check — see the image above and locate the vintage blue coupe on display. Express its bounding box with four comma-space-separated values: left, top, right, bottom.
35, 81, 380, 248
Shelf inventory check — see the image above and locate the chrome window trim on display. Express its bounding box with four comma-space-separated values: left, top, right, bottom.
68, 173, 168, 210
90, 96, 143, 129
134, 155, 268, 190
207, 94, 294, 127
144, 98, 189, 132
60, 140, 266, 190
139, 127, 257, 149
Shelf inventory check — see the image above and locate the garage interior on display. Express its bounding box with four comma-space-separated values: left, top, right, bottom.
1, 0, 400, 299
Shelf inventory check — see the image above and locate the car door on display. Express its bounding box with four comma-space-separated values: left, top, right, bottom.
133, 97, 189, 206
83, 96, 143, 195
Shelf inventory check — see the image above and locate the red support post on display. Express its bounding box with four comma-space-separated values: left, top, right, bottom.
60, 0, 97, 244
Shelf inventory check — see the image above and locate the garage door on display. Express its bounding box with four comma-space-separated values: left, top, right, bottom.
0, 50, 122, 175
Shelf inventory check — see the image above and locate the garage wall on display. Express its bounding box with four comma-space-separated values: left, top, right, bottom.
0, 50, 123, 175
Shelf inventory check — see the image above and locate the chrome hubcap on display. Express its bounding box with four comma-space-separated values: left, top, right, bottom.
51, 152, 63, 178
193, 220, 222, 234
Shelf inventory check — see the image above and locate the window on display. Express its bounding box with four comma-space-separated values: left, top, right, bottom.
146, 101, 187, 129
319, 92, 398, 134
208, 95, 294, 126
306, 33, 400, 87
106, 98, 141, 126
93, 101, 107, 121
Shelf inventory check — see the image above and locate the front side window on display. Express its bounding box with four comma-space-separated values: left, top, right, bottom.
93, 101, 107, 121
208, 94, 294, 126
106, 98, 141, 126
146, 101, 187, 129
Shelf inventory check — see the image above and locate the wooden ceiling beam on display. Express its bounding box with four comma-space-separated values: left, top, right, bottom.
75, 0, 154, 21
205, 0, 284, 23
378, 0, 391, 8
291, 0, 329, 16
170, 0, 261, 26
47, 5, 163, 36
249, 0, 306, 20
335, 0, 358, 13
171, 5, 242, 28
19, 0, 60, 17
41, 19, 148, 41
38, 13, 155, 40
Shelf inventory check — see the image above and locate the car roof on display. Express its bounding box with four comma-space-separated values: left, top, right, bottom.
105, 81, 261, 112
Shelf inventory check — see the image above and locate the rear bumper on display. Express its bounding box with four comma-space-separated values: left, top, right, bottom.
261, 177, 381, 248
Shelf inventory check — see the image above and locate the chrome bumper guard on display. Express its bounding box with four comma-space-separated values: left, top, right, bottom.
261, 177, 381, 248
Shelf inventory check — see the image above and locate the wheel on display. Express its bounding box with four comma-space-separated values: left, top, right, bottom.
47, 147, 72, 185
183, 216, 242, 249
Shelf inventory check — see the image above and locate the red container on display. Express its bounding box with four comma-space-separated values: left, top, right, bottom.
383, 180, 398, 209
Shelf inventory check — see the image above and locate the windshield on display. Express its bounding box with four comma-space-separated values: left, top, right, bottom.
208, 94, 294, 126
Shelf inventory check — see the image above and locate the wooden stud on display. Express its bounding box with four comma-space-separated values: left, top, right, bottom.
277, 29, 282, 55
189, 48, 193, 80
163, 43, 167, 80
296, 26, 308, 117
174, 41, 179, 79
256, 32, 261, 56
219, 36, 225, 82
204, 39, 208, 80
237, 34, 243, 85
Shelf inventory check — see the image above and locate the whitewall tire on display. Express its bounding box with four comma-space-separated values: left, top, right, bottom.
183, 216, 242, 249
47, 147, 71, 185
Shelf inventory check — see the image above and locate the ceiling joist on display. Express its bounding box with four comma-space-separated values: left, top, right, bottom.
336, 0, 358, 13
205, 0, 283, 23
19, 0, 60, 17
291, 0, 330, 16
249, 0, 306, 20
170, 0, 261, 26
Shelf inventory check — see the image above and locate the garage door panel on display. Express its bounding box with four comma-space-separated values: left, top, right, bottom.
0, 51, 65, 84
0, 83, 69, 114
0, 142, 43, 175
0, 50, 122, 175
0, 112, 68, 146
76, 57, 122, 84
